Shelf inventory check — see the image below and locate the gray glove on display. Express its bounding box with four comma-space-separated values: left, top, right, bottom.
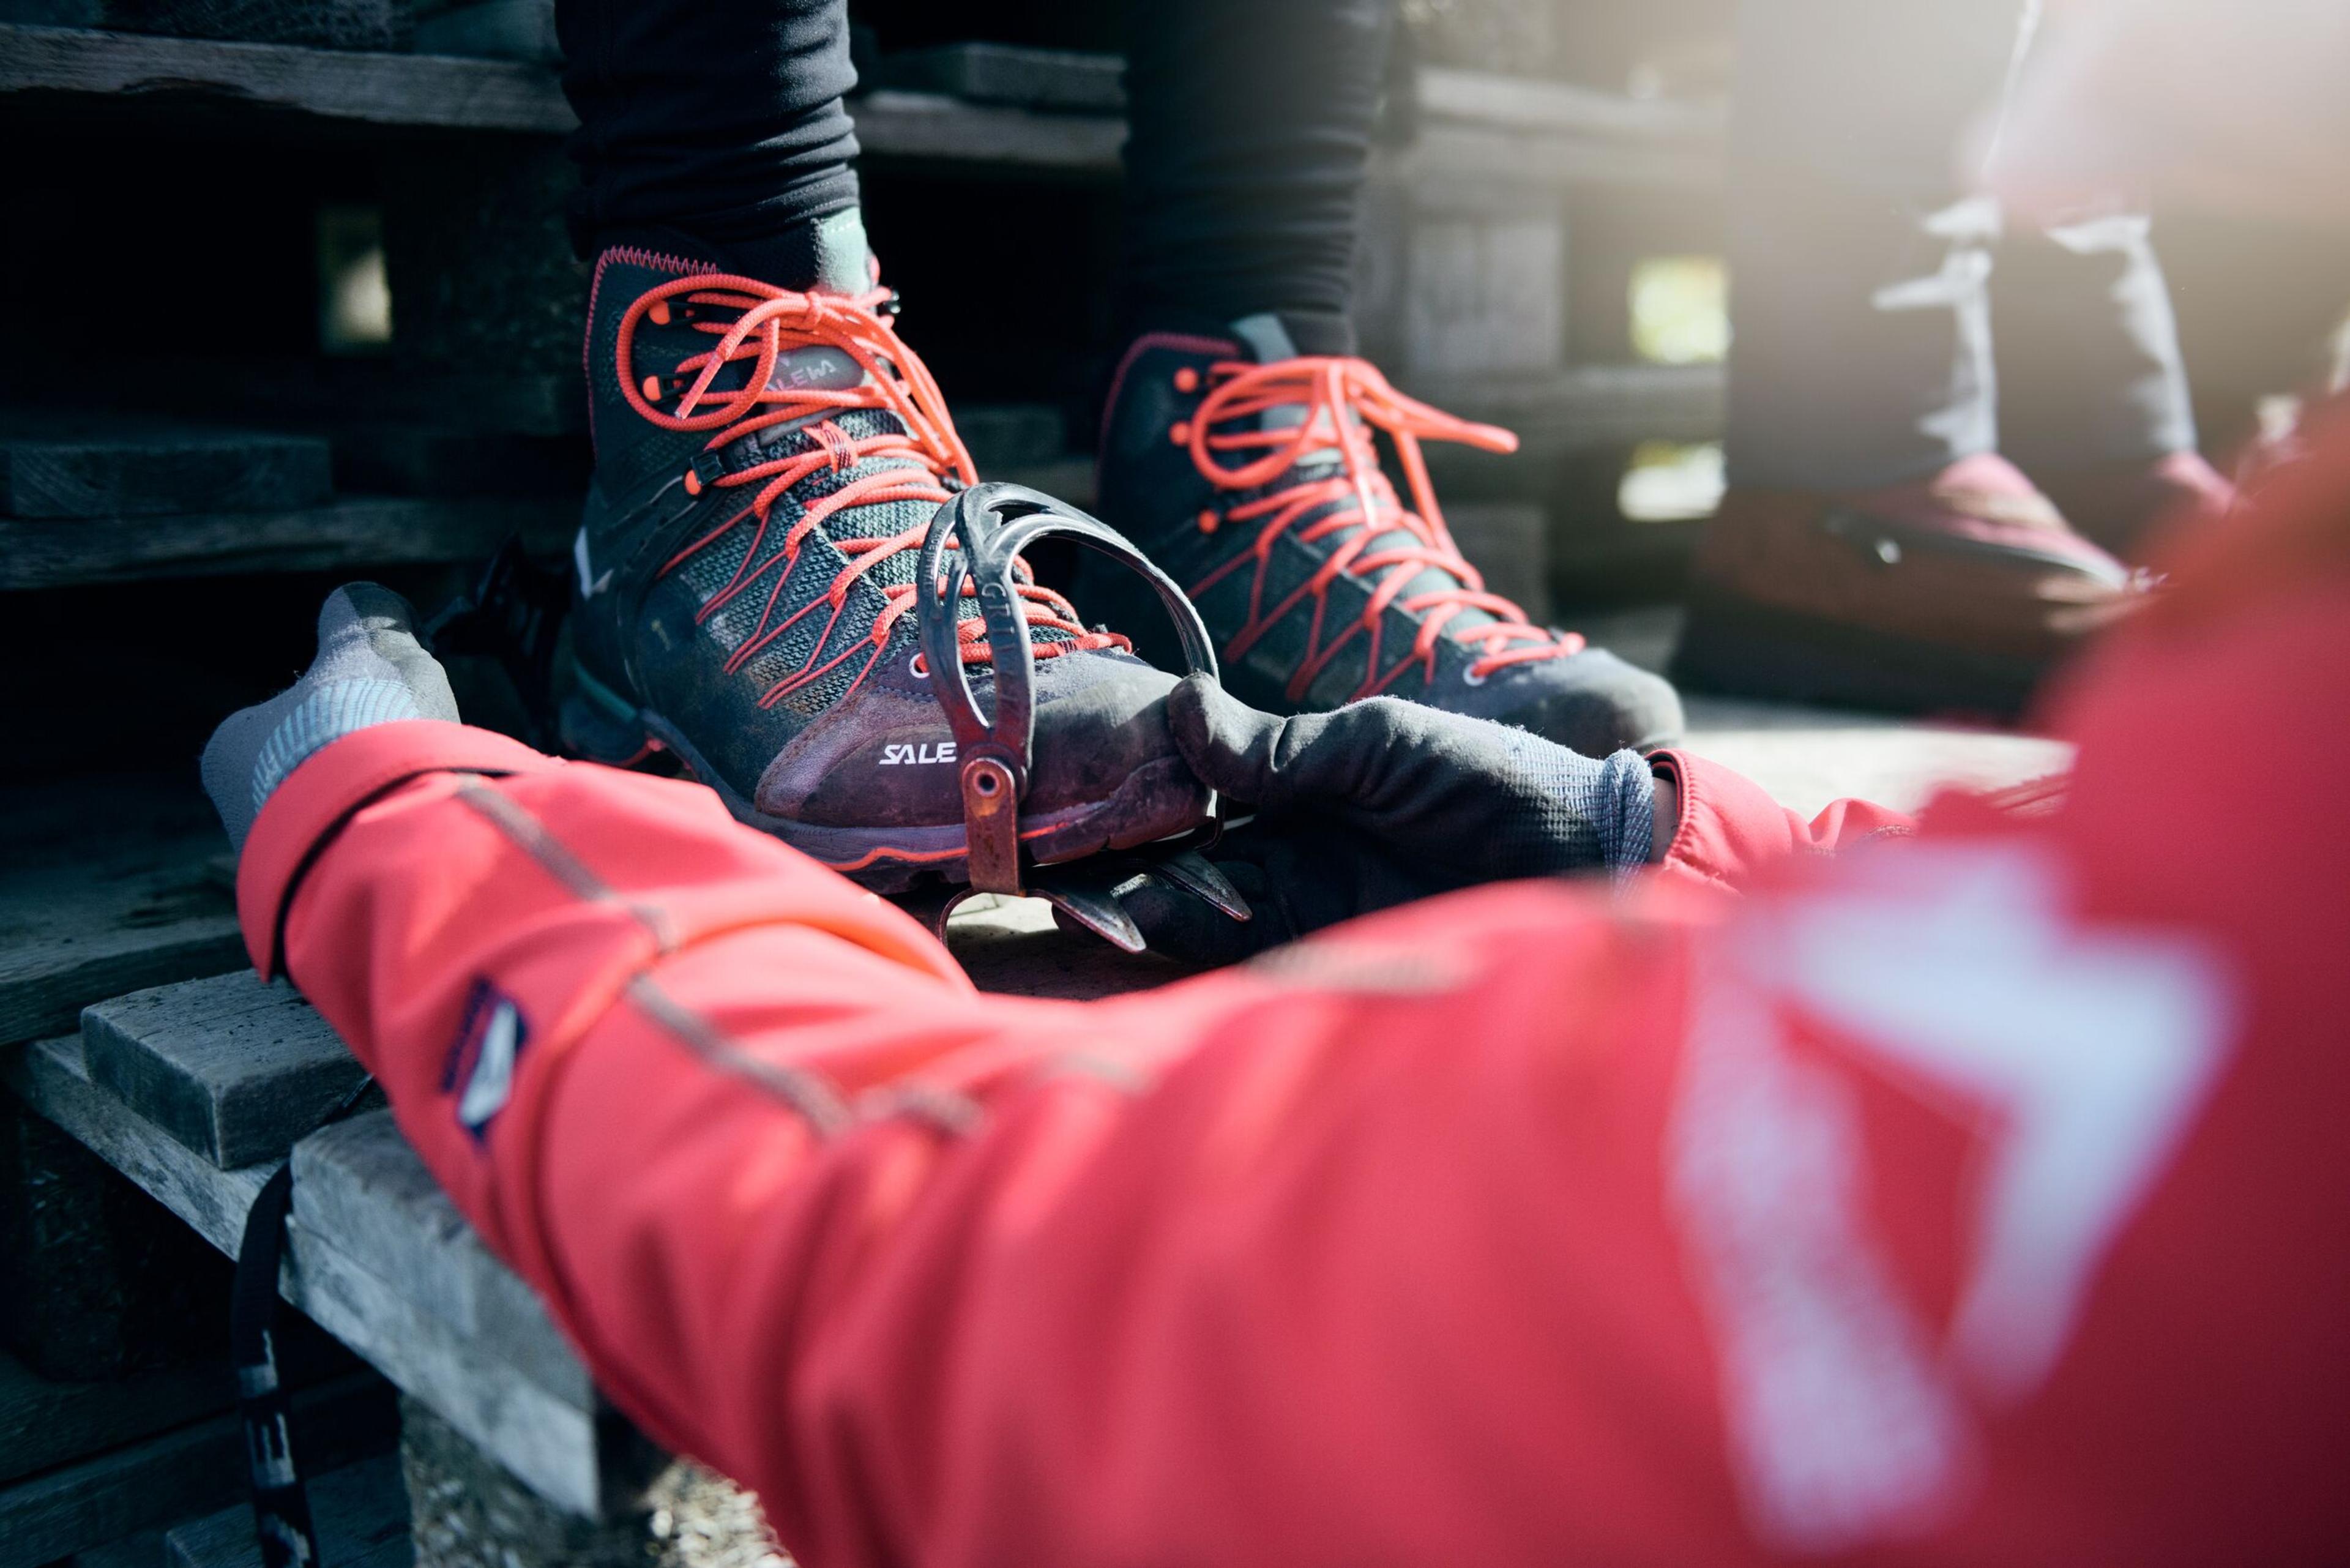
201, 584, 460, 853
1115, 676, 1658, 961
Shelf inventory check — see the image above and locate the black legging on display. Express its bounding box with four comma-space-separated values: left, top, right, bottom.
555, 0, 1396, 338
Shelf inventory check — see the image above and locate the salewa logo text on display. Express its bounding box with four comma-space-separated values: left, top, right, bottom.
880, 742, 958, 766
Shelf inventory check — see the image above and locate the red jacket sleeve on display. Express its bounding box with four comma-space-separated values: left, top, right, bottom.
1647, 749, 1917, 895
236, 483, 2350, 1564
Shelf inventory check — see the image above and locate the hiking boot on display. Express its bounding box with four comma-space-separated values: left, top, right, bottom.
1086, 317, 1684, 756
563, 244, 1209, 891
1670, 453, 2143, 718
2035, 449, 2238, 563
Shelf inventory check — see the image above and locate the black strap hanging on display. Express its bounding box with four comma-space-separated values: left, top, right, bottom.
230, 1074, 379, 1568
232, 1163, 321, 1568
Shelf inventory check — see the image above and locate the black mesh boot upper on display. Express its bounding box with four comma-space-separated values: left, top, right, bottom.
1091, 315, 1685, 756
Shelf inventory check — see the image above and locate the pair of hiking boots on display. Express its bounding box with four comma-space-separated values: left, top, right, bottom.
562, 242, 1682, 892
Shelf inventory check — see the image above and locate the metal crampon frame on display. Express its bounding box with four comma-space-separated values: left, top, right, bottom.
913, 482, 1250, 952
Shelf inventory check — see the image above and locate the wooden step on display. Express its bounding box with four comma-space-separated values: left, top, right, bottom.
4, 1034, 616, 1517
0, 1348, 233, 1488
0, 416, 330, 521
0, 777, 242, 1050
82, 974, 370, 1171
1, 23, 1721, 188
166, 1452, 412, 1568
0, 493, 576, 591
0, 1370, 395, 1567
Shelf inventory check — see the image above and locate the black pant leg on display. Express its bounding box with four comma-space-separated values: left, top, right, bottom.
556, 0, 862, 274
1117, 0, 1398, 346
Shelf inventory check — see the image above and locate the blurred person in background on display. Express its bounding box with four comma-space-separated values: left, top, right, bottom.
1672, 0, 2238, 720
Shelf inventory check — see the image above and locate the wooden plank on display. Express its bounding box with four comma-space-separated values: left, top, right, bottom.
69, 1526, 170, 1567
1412, 363, 1725, 454
0, 1372, 396, 1567
291, 1114, 591, 1409
0, 0, 408, 51
81, 974, 367, 1170
411, 0, 553, 63
1397, 121, 1723, 190
0, 1346, 232, 1487
0, 26, 1720, 193
1442, 502, 1550, 625
0, 416, 330, 520
0, 22, 574, 132
877, 41, 1125, 114
166, 1452, 410, 1568
953, 403, 1069, 471
5, 1039, 617, 1518
0, 493, 578, 591
0, 778, 242, 1048
850, 88, 1124, 173
1416, 65, 1725, 143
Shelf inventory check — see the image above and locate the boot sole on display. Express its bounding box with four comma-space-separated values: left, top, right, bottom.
1668, 587, 2046, 720
558, 675, 1210, 895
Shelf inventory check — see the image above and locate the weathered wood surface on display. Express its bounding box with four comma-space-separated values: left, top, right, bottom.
1, 26, 1720, 189
877, 42, 1125, 114
1416, 65, 1726, 143
411, 0, 553, 63
1412, 364, 1725, 454
330, 425, 588, 498
69, 1525, 170, 1567
81, 974, 367, 1169
6, 1037, 620, 1517
1, 1086, 229, 1379
0, 777, 241, 1050
0, 1372, 396, 1567
1442, 502, 1551, 625
0, 0, 408, 51
382, 139, 583, 376
293, 1111, 593, 1408
0, 22, 570, 131
166, 1452, 412, 1568
0, 494, 576, 591
0, 1346, 231, 1487
0, 416, 330, 520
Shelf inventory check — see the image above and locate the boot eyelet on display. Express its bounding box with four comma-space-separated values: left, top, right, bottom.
1462, 667, 1489, 687
909, 652, 930, 679
1173, 367, 1200, 394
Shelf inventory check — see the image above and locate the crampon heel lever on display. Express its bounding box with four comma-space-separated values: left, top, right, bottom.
912, 483, 1250, 951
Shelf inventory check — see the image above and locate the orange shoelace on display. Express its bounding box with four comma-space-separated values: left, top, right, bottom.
616, 272, 1125, 709
1179, 356, 1584, 701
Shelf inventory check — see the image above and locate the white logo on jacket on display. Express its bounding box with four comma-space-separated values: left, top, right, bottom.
1667, 843, 2231, 1552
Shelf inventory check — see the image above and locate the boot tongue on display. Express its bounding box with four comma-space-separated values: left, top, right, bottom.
1223, 313, 1505, 638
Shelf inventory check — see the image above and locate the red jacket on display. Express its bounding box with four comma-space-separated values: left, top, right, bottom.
236, 420, 2350, 1565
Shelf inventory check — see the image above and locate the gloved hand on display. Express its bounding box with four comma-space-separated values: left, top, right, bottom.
1112, 676, 1662, 962
201, 584, 460, 854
